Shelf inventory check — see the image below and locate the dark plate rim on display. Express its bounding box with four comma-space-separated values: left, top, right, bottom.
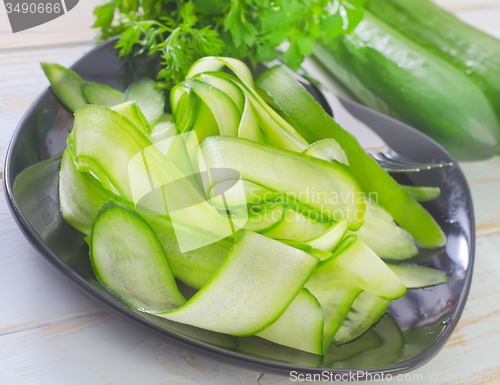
3, 37, 475, 378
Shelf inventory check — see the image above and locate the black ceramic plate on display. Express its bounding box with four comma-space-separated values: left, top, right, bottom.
4, 38, 474, 378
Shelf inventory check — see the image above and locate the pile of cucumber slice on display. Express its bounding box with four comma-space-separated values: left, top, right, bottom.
42, 57, 447, 356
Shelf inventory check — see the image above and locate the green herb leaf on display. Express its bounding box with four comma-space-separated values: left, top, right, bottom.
92, 0, 364, 89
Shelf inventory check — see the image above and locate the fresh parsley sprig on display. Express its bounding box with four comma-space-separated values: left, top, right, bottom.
93, 0, 364, 89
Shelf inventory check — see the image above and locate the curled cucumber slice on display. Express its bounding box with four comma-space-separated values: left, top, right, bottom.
243, 203, 286, 232
59, 149, 121, 235
257, 288, 324, 355
111, 101, 150, 136
304, 139, 349, 165
305, 219, 349, 254
317, 235, 407, 300
387, 264, 448, 288
89, 200, 186, 312
186, 56, 255, 89
82, 81, 124, 107
124, 78, 165, 125
41, 62, 86, 112
349, 198, 418, 260
199, 136, 366, 229
261, 207, 331, 242
195, 73, 245, 113
179, 79, 241, 137
334, 291, 390, 345
155, 231, 318, 336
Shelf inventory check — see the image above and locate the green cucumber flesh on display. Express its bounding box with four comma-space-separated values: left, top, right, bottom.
305, 219, 349, 254
72, 105, 152, 200
41, 62, 86, 112
238, 97, 266, 142
387, 264, 448, 288
207, 180, 281, 209
257, 288, 324, 355
303, 139, 349, 165
90, 200, 186, 312
150, 122, 178, 144
206, 71, 309, 152
155, 230, 319, 336
316, 235, 407, 300
81, 81, 124, 107
186, 56, 255, 89
171, 86, 199, 133
124, 78, 165, 125
194, 73, 245, 114
261, 207, 331, 242
334, 291, 390, 345
305, 282, 362, 349
243, 203, 286, 232
111, 101, 150, 136
73, 106, 228, 244
59, 150, 120, 235
180, 79, 241, 137
190, 98, 220, 141
349, 199, 418, 260
199, 136, 366, 229
144, 215, 234, 290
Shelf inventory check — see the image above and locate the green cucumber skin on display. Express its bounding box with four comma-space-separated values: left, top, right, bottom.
314, 12, 500, 161
402, 185, 440, 203
256, 66, 446, 248
41, 62, 87, 112
366, 0, 500, 124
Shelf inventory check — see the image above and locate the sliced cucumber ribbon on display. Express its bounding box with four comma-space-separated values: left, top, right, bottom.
186, 56, 255, 89
90, 200, 186, 312
90, 208, 319, 336
304, 139, 349, 165
199, 136, 366, 230
54, 56, 450, 357
306, 235, 406, 348
174, 57, 310, 152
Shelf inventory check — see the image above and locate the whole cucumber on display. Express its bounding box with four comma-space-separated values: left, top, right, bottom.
366, 0, 500, 124
314, 11, 500, 161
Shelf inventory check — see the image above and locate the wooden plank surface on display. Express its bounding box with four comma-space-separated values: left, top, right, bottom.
0, 0, 100, 50
0, 0, 500, 384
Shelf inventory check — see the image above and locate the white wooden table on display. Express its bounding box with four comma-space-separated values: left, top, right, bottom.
1, 1, 500, 384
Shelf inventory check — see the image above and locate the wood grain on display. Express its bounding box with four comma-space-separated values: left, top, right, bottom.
0, 0, 101, 50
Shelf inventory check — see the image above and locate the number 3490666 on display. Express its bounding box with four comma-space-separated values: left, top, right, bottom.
5, 2, 62, 14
